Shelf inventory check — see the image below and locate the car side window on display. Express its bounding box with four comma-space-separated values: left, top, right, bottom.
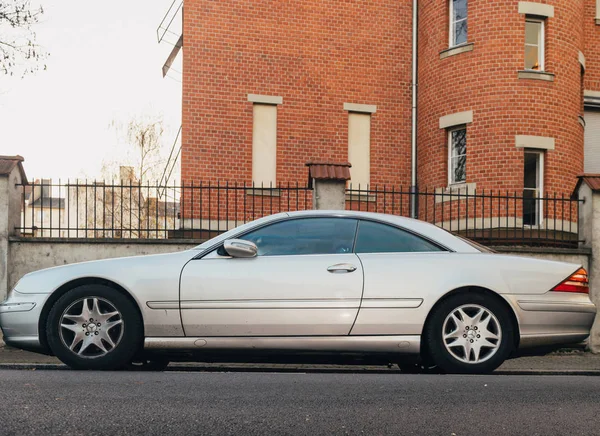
355, 220, 445, 253
241, 218, 358, 256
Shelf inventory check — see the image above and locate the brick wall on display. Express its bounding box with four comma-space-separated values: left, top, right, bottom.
182, 0, 413, 188
418, 0, 584, 197
182, 0, 592, 217
584, 0, 600, 92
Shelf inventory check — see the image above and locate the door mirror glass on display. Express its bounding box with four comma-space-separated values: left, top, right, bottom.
223, 239, 258, 258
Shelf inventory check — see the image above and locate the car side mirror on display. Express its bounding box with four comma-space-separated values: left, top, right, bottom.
223, 239, 258, 258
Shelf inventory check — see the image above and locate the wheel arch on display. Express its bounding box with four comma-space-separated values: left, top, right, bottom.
38, 277, 144, 353
422, 286, 520, 352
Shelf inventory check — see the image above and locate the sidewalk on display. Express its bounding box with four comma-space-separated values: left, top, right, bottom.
1, 340, 599, 373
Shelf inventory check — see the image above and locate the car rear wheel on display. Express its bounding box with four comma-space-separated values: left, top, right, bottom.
46, 285, 143, 370
424, 293, 515, 374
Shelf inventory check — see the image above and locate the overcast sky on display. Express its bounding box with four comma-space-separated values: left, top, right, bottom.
0, 0, 182, 181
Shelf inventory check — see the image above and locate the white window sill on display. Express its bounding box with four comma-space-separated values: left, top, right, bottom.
245, 188, 281, 197
345, 193, 377, 203
517, 70, 555, 82
435, 182, 477, 204
440, 43, 474, 60
596, 18, 600, 25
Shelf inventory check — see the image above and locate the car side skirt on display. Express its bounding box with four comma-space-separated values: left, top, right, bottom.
144, 335, 421, 354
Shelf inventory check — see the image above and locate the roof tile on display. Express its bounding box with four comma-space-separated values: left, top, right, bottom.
306, 161, 352, 181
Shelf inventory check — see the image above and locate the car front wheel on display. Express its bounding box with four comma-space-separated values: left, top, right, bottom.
424, 293, 515, 374
46, 285, 143, 370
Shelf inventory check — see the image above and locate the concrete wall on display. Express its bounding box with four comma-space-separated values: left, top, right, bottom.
1, 164, 25, 300
313, 180, 346, 211
7, 239, 198, 291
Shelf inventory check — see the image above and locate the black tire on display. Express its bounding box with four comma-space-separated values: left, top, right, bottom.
424, 292, 515, 374
46, 284, 143, 370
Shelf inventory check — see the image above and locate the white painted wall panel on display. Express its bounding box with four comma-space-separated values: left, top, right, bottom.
585, 111, 600, 173
252, 104, 277, 186
348, 112, 371, 188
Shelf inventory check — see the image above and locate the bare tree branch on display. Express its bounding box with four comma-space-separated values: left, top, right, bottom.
0, 0, 48, 76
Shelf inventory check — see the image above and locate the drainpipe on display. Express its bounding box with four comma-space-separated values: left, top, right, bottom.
410, 0, 419, 219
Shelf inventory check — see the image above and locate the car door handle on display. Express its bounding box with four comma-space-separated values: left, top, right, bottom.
327, 263, 357, 273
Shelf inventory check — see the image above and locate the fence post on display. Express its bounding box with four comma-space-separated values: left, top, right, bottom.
305, 161, 351, 210
577, 176, 600, 352
0, 156, 27, 301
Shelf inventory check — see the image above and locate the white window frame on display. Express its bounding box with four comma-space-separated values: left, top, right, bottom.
525, 18, 545, 71
523, 150, 544, 227
448, 126, 467, 186
449, 0, 468, 48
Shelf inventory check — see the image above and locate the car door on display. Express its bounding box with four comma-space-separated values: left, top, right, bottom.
179, 217, 363, 336
350, 219, 450, 336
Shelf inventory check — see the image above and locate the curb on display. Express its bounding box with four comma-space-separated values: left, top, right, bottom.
1, 362, 599, 376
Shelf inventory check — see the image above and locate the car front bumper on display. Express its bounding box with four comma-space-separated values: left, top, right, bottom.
503, 292, 597, 350
0, 291, 49, 353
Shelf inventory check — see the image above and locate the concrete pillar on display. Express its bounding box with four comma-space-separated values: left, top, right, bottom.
577, 177, 600, 352
306, 162, 351, 210
0, 156, 27, 301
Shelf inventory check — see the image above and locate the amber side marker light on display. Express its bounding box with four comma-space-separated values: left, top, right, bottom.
552, 268, 589, 294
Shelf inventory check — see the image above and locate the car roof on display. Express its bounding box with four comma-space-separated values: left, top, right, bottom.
194, 210, 479, 253
285, 210, 478, 252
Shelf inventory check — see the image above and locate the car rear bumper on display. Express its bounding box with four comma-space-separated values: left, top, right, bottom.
0, 291, 48, 353
503, 292, 596, 350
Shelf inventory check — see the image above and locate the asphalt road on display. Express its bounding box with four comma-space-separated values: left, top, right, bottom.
0, 370, 598, 436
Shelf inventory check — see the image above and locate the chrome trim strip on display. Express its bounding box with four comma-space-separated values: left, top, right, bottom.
144, 335, 421, 354
360, 298, 423, 309
179, 299, 361, 310
517, 300, 597, 313
0, 302, 36, 313
146, 301, 179, 310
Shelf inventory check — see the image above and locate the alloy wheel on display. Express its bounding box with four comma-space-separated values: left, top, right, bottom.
59, 297, 124, 358
442, 304, 502, 364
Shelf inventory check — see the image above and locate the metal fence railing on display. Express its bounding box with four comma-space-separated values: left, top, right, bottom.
15, 180, 583, 248
346, 185, 583, 248
16, 180, 312, 240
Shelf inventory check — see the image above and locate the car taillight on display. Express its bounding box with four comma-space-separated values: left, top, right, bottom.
552, 268, 589, 294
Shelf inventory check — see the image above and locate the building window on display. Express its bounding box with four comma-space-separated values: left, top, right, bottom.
525, 18, 544, 71
448, 127, 466, 185
523, 151, 544, 226
252, 103, 277, 186
348, 112, 371, 188
449, 0, 468, 47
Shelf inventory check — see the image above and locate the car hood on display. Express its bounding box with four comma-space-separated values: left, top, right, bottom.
13, 250, 199, 296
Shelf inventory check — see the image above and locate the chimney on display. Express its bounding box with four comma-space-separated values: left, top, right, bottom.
41, 178, 51, 198
119, 166, 136, 184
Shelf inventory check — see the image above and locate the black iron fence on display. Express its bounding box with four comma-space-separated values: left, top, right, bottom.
15, 180, 583, 248
16, 180, 312, 240
347, 185, 583, 248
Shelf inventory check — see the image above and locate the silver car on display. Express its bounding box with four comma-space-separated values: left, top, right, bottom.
0, 211, 596, 374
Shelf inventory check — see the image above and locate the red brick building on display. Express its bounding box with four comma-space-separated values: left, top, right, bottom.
179, 1, 600, 220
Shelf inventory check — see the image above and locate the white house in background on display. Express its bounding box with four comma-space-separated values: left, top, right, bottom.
22, 168, 180, 239
21, 179, 67, 238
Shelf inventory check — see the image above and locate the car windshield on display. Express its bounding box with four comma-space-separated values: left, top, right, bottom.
192, 213, 289, 250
